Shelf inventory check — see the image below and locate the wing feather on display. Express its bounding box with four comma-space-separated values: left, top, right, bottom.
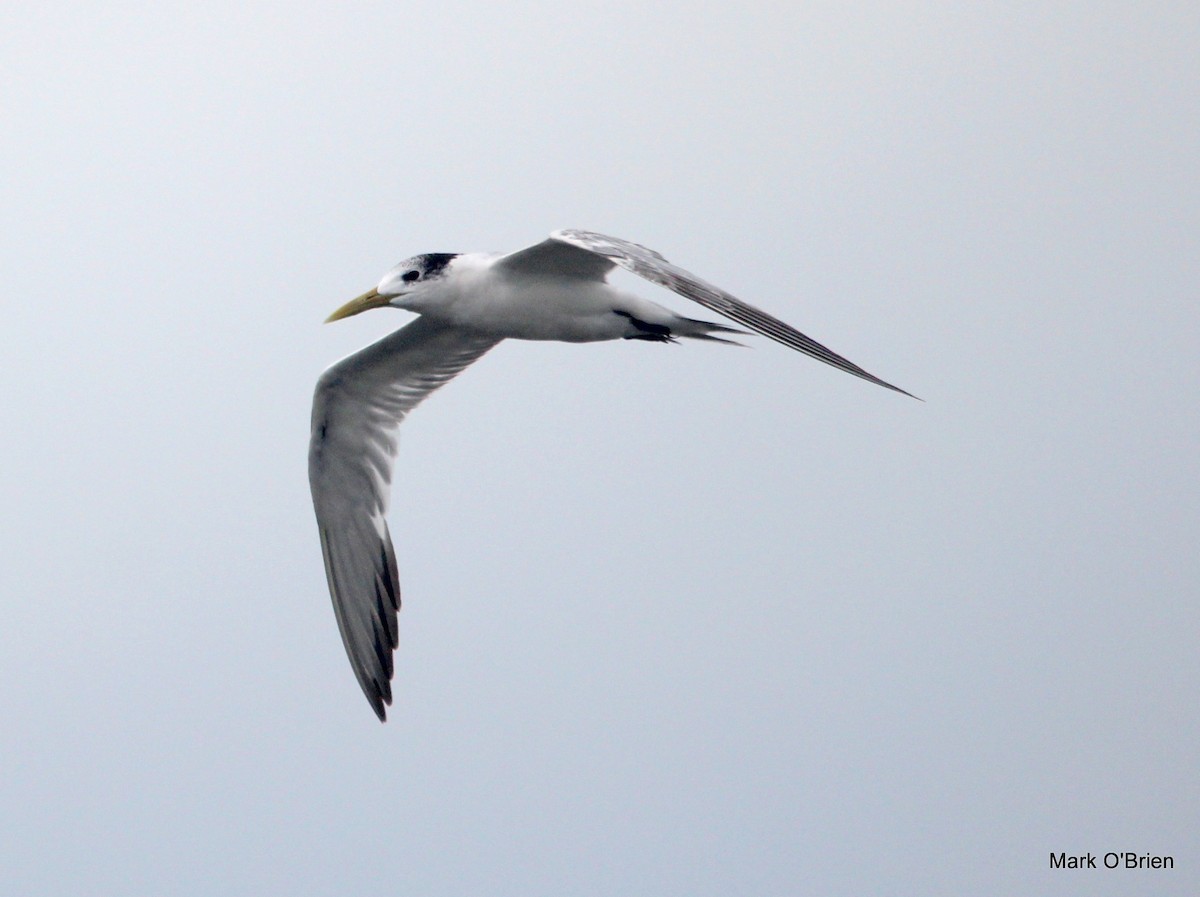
550, 229, 917, 398
309, 315, 499, 720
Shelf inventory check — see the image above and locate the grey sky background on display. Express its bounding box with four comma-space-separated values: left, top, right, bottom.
2, 3, 1197, 894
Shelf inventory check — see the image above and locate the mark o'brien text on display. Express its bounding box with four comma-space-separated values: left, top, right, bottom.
1051, 852, 1174, 870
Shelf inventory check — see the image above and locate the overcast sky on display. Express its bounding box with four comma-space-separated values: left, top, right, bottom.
2, 3, 1197, 895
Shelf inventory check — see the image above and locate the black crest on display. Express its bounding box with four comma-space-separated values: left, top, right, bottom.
417, 253, 458, 278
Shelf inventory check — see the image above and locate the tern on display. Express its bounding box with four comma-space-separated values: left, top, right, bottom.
310, 229, 915, 720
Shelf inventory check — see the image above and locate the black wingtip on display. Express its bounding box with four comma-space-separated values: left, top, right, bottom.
887, 380, 923, 402
370, 690, 389, 723
367, 665, 392, 723
841, 362, 920, 401
881, 380, 923, 402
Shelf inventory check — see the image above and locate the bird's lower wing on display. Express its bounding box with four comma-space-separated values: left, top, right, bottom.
550, 229, 916, 398
309, 316, 500, 720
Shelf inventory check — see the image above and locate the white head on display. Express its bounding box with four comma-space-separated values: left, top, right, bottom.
325, 253, 460, 322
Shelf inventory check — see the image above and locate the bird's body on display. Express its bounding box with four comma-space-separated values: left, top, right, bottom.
351, 247, 737, 344
414, 257, 641, 341
310, 230, 915, 720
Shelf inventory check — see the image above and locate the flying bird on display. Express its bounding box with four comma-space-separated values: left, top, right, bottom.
309, 230, 915, 720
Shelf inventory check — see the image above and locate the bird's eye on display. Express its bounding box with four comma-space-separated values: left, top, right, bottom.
402, 270, 420, 283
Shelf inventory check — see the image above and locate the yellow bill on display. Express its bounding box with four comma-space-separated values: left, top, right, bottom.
325, 287, 390, 323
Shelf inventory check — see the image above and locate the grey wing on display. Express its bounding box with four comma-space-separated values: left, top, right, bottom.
493, 235, 619, 280
550, 229, 917, 398
309, 315, 500, 720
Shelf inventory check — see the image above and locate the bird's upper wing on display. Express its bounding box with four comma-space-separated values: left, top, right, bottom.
309, 315, 500, 720
493, 234, 619, 280
501, 229, 915, 398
